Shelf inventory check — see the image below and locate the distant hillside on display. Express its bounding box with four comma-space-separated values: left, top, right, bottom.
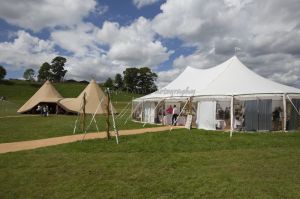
0, 80, 142, 106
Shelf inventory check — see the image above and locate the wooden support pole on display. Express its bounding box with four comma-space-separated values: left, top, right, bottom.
80, 93, 86, 132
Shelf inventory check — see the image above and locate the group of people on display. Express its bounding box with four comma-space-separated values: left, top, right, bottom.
0, 96, 6, 101
166, 105, 179, 125
37, 105, 49, 117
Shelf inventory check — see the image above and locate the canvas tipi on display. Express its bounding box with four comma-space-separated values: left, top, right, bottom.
17, 80, 63, 113
59, 79, 116, 114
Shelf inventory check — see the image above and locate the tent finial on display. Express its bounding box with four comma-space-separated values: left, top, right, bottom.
234, 47, 241, 56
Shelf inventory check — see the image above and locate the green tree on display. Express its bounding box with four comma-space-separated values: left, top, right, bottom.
123, 67, 157, 94
104, 77, 114, 89
51, 56, 67, 82
137, 67, 157, 94
38, 62, 51, 82
114, 73, 123, 90
23, 68, 35, 81
0, 65, 6, 80
123, 67, 140, 92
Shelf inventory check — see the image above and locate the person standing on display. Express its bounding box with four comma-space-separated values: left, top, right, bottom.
166, 105, 173, 115
172, 105, 179, 125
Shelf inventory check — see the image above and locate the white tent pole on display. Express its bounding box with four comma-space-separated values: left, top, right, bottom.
230, 95, 234, 138
116, 101, 131, 119
170, 99, 189, 132
286, 95, 300, 115
82, 96, 104, 141
84, 97, 104, 132
131, 99, 134, 119
73, 96, 85, 134
283, 93, 287, 132
121, 102, 131, 117
124, 100, 143, 124
110, 101, 119, 144
118, 105, 130, 120
73, 117, 79, 134
141, 101, 144, 122
143, 103, 151, 127
93, 117, 99, 132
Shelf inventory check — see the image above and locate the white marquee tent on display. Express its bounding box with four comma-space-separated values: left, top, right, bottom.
133, 56, 300, 134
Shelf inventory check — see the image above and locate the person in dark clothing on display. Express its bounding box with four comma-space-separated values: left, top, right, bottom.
172, 105, 179, 125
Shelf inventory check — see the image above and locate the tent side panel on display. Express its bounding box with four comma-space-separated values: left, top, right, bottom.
245, 100, 258, 131
142, 102, 156, 123
196, 101, 216, 130
258, 99, 272, 130
288, 99, 300, 130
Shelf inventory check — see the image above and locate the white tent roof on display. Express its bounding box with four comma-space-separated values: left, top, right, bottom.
136, 56, 300, 101
18, 80, 63, 113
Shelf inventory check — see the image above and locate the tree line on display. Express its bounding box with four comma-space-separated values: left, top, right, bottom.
1, 57, 158, 94
104, 67, 157, 94
0, 56, 67, 82
13, 56, 68, 82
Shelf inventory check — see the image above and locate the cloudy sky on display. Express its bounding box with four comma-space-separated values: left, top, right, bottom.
0, 0, 299, 88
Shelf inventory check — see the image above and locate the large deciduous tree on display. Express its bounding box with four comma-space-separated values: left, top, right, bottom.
114, 73, 123, 90
123, 67, 157, 94
37, 56, 68, 82
23, 68, 35, 81
137, 67, 157, 94
0, 65, 6, 80
104, 77, 114, 90
51, 56, 67, 82
123, 67, 140, 92
38, 62, 51, 82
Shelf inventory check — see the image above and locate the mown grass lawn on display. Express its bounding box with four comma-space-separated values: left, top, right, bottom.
0, 129, 300, 198
0, 113, 155, 143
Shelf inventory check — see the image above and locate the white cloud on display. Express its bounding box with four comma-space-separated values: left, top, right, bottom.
0, 31, 57, 71
65, 55, 125, 82
49, 17, 172, 81
1, 0, 300, 89
152, 0, 300, 87
133, 0, 162, 9
96, 17, 172, 68
0, 0, 97, 31
0, 16, 172, 82
51, 23, 101, 57
156, 68, 181, 88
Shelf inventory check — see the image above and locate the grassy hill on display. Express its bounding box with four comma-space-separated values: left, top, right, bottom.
0, 80, 141, 105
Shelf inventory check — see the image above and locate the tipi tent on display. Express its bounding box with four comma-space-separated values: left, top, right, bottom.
59, 79, 117, 114
133, 56, 300, 132
18, 80, 63, 113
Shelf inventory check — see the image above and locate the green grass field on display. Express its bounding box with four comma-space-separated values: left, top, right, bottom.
0, 129, 299, 198
0, 80, 145, 143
